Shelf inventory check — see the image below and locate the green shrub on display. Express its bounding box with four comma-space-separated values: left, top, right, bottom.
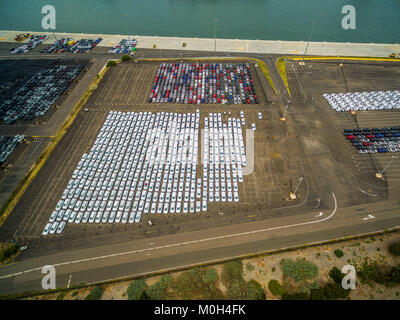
203, 268, 218, 286
323, 282, 349, 300
386, 264, 400, 285
309, 287, 326, 300
389, 242, 400, 257
329, 267, 343, 285
159, 274, 173, 288
3, 244, 19, 259
121, 54, 131, 62
85, 286, 104, 300
174, 271, 194, 299
268, 279, 285, 297
106, 60, 117, 67
357, 261, 389, 285
221, 260, 243, 285
246, 263, 255, 272
246, 280, 266, 300
72, 291, 78, 297
139, 291, 150, 300
56, 291, 67, 300
146, 282, 165, 300
334, 249, 344, 258
146, 274, 173, 300
280, 258, 318, 283
298, 280, 320, 294
174, 267, 223, 300
127, 279, 148, 300
226, 278, 247, 300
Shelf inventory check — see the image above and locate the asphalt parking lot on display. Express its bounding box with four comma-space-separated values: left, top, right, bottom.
1, 58, 398, 258
0, 137, 49, 210
0, 60, 313, 254
285, 59, 400, 201
90, 60, 268, 107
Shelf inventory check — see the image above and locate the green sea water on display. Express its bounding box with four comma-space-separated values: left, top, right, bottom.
0, 0, 399, 43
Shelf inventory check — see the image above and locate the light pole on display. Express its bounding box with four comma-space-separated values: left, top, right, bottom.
376, 156, 398, 179
300, 20, 317, 65
280, 100, 291, 121
123, 12, 130, 40
290, 177, 304, 200
214, 18, 219, 56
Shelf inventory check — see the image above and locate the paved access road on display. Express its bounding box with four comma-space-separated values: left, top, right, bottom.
1, 193, 400, 294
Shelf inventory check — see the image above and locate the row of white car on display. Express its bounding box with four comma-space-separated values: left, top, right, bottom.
43, 110, 247, 235
203, 113, 245, 202
323, 90, 400, 112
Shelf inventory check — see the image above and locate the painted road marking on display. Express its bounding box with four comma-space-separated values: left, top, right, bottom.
360, 189, 378, 197
67, 274, 72, 288
362, 214, 376, 221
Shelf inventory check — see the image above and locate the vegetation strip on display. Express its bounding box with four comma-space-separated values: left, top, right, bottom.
276, 57, 291, 96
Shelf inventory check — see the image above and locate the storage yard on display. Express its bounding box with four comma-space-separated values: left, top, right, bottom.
108, 39, 137, 54
40, 37, 103, 54
149, 62, 258, 104
0, 59, 89, 125
10, 35, 48, 54
0, 53, 397, 260
91, 60, 267, 107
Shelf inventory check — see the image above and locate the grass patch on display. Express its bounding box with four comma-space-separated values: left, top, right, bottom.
276, 57, 291, 96
280, 258, 318, 283
0, 243, 19, 263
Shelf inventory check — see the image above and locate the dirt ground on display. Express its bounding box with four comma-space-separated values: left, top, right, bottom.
241, 231, 400, 300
